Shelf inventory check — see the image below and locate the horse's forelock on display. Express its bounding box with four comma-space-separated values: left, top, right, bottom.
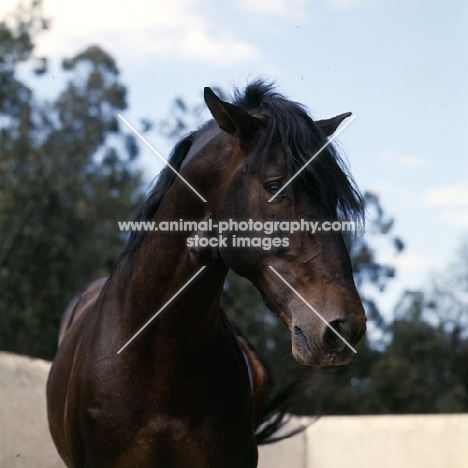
236, 81, 364, 228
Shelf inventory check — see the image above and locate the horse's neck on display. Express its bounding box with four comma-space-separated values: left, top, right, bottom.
115, 189, 229, 347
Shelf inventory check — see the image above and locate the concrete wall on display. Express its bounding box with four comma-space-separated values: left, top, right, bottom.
258, 414, 468, 468
0, 352, 65, 468
1, 352, 467, 468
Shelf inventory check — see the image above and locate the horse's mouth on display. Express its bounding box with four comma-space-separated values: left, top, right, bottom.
291, 326, 320, 366
292, 325, 351, 367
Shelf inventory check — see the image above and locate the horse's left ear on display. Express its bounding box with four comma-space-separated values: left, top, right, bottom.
316, 112, 352, 136
204, 87, 266, 145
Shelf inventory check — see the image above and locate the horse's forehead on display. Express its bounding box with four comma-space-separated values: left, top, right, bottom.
180, 125, 224, 170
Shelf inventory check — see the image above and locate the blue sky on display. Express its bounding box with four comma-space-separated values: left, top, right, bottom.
2, 0, 467, 319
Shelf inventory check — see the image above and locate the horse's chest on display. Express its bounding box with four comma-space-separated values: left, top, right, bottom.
131, 416, 254, 467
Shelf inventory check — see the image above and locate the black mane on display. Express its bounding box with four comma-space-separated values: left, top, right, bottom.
116, 134, 195, 263
116, 80, 364, 264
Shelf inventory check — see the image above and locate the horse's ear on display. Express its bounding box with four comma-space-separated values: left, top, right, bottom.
316, 112, 352, 136
204, 87, 266, 145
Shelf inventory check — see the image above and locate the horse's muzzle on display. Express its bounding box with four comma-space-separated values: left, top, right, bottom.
291, 314, 366, 367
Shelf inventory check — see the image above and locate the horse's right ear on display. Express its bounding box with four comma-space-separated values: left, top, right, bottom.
316, 112, 352, 136
204, 87, 266, 146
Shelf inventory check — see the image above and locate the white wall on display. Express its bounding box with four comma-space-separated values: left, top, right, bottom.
1, 352, 467, 468
258, 414, 468, 468
0, 352, 65, 468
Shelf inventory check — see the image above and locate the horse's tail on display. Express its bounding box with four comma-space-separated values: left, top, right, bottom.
255, 376, 315, 445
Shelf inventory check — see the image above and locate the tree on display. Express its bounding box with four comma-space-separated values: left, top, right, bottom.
0, 1, 143, 359
349, 191, 404, 333
426, 241, 468, 335
369, 290, 468, 413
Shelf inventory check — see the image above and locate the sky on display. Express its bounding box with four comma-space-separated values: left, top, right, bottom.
2, 0, 467, 319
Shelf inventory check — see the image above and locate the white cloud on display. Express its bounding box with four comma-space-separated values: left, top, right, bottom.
436, 210, 468, 227
178, 29, 260, 65
422, 185, 468, 207
387, 253, 434, 271
330, 0, 366, 10
421, 186, 468, 227
23, 0, 262, 66
379, 150, 428, 169
238, 0, 306, 19
397, 155, 428, 169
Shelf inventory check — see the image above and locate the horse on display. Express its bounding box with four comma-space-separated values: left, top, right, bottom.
46, 81, 367, 468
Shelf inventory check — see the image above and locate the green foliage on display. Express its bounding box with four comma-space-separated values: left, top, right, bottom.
370, 291, 468, 413
0, 2, 143, 359
426, 241, 468, 334
349, 191, 404, 330
0, 0, 45, 70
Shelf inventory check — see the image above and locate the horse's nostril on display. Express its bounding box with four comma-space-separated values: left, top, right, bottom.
293, 325, 303, 336
323, 319, 349, 350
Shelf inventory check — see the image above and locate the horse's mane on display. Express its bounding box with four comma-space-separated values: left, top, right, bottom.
115, 134, 195, 264
116, 80, 364, 265
233, 80, 364, 225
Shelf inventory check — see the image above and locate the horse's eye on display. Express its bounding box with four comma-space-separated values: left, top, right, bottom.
265, 181, 284, 197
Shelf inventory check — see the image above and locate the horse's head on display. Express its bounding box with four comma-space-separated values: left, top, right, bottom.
187, 83, 366, 367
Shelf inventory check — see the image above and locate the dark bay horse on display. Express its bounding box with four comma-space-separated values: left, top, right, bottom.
47, 81, 366, 467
